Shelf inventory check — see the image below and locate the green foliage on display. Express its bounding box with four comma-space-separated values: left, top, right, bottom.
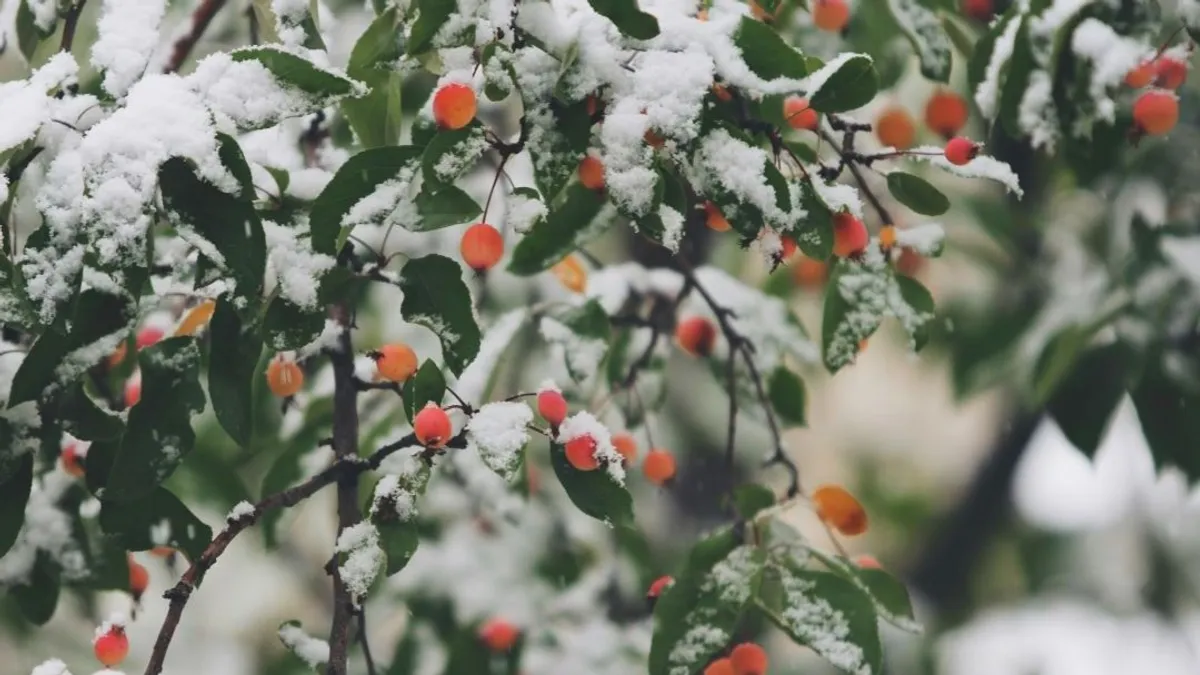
886, 172, 951, 216
550, 443, 634, 527
398, 255, 480, 375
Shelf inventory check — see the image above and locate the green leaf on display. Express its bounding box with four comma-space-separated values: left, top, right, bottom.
399, 255, 481, 375
208, 298, 262, 447
508, 184, 608, 275
886, 172, 950, 216
407, 0, 457, 55
401, 360, 446, 422
880, 0, 953, 82
13, 552, 59, 625
348, 7, 403, 76
895, 275, 935, 350
99, 487, 213, 562
342, 9, 405, 147
550, 443, 634, 526
414, 184, 482, 230
0, 454, 33, 559
795, 180, 834, 260
422, 123, 487, 186
734, 17, 808, 81
758, 563, 882, 675
159, 155, 265, 301
767, 366, 806, 426
586, 0, 660, 39
59, 383, 124, 441
733, 483, 776, 520
232, 46, 361, 97
104, 338, 206, 502
997, 19, 1036, 136
542, 300, 612, 382
1131, 364, 1200, 480
263, 296, 326, 351
808, 54, 879, 113
16, 0, 53, 64
377, 521, 421, 576
967, 11, 1012, 92
856, 568, 917, 628
309, 146, 422, 254
649, 544, 766, 675
1045, 342, 1133, 458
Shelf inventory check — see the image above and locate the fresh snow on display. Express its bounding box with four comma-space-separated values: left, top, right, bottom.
467, 401, 534, 480
558, 411, 626, 487
334, 522, 384, 603
907, 145, 1024, 197
278, 622, 330, 668
91, 0, 166, 99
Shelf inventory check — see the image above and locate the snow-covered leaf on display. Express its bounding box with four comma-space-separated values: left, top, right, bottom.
16, 0, 55, 63
263, 296, 325, 351
807, 54, 878, 113
806, 548, 921, 633
104, 338, 206, 501
734, 17, 808, 81
401, 360, 446, 422
207, 298, 262, 448
407, 0, 456, 55
58, 383, 123, 442
758, 561, 882, 675
0, 454, 33, 559
509, 183, 608, 275
278, 620, 330, 671
310, 146, 423, 254
650, 541, 766, 675
231, 46, 362, 98
540, 300, 611, 382
421, 122, 488, 187
587, 0, 660, 39
399, 255, 480, 375
415, 185, 482, 230
98, 486, 213, 561
767, 366, 806, 426
877, 0, 952, 82
886, 172, 949, 216
997, 19, 1036, 136
550, 441, 634, 526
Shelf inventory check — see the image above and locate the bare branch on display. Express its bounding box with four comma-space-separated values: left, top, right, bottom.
164, 0, 229, 74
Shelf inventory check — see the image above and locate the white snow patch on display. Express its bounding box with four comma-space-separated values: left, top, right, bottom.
467, 401, 533, 480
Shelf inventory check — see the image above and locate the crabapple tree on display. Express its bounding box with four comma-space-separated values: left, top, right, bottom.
1, 0, 1198, 674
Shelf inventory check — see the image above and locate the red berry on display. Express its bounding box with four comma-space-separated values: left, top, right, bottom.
432, 83, 477, 130
812, 0, 850, 32
730, 642, 769, 675
704, 659, 736, 675
647, 575, 674, 599
579, 156, 605, 191
832, 212, 868, 258
1126, 60, 1155, 88
944, 136, 981, 166
93, 626, 129, 667
414, 403, 453, 448
479, 618, 520, 651
676, 316, 717, 357
1155, 57, 1188, 90
136, 326, 164, 349
537, 389, 568, 427
924, 90, 969, 138
855, 554, 883, 569
784, 96, 819, 131
961, 0, 993, 21
460, 223, 504, 272
60, 442, 86, 478
1133, 90, 1179, 136
564, 434, 599, 471
705, 201, 732, 232
124, 377, 142, 407
129, 556, 149, 599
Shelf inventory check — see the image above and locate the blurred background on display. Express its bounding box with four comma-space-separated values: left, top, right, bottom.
3, 0, 1200, 673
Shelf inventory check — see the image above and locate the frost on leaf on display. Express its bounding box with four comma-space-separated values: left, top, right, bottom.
278, 620, 330, 669
539, 316, 607, 383
663, 547, 764, 675
693, 129, 801, 232
906, 146, 1023, 198
467, 401, 533, 481
0, 472, 87, 586
823, 243, 934, 372
334, 522, 384, 604
91, 0, 166, 99
0, 53, 78, 158
765, 562, 881, 675
882, 0, 951, 81
371, 455, 431, 522
187, 52, 333, 132
263, 221, 336, 310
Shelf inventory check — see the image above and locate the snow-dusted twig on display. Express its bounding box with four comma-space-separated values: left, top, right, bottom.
60, 0, 88, 53
819, 122, 895, 227
326, 312, 361, 675
164, 0, 229, 74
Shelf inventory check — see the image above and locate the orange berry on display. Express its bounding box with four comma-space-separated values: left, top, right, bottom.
961, 0, 992, 21
124, 377, 142, 407
108, 341, 128, 368
1126, 60, 1155, 88
578, 155, 605, 190
749, 0, 773, 20
924, 90, 969, 138
93, 626, 129, 667
879, 225, 897, 249
1155, 57, 1188, 90
858, 338, 869, 353
642, 449, 677, 485
537, 389, 568, 427
780, 235, 798, 260
266, 356, 304, 398
1133, 90, 1179, 136
792, 255, 828, 288
730, 642, 769, 675
150, 546, 176, 558
784, 96, 819, 131
128, 556, 149, 599
697, 7, 709, 20
875, 106, 916, 150
372, 343, 418, 383
812, 484, 868, 536
676, 316, 717, 357
854, 554, 883, 569
812, 0, 850, 31
586, 94, 602, 117
175, 300, 217, 337
944, 136, 981, 165
612, 433, 638, 465
895, 247, 923, 277
705, 201, 732, 232
460, 223, 504, 272
712, 84, 733, 102
832, 212, 868, 258
478, 618, 520, 652
432, 82, 477, 130
414, 403, 453, 448
551, 254, 588, 293
704, 658, 736, 675
647, 574, 674, 599
60, 442, 86, 478
564, 434, 600, 471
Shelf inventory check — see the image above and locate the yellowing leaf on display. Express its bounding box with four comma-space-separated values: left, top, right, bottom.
174, 300, 217, 337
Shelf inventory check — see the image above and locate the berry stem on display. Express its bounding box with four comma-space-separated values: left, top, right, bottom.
819, 125, 895, 227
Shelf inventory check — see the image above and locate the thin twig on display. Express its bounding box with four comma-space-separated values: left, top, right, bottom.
818, 126, 894, 227
357, 607, 379, 675
59, 0, 87, 53
164, 0, 229, 73
723, 346, 739, 509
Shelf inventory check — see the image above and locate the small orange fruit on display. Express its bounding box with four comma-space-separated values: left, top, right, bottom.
551, 254, 587, 293
712, 84, 733, 101
124, 377, 142, 407
578, 156, 605, 191
373, 343, 418, 383
1133, 90, 1179, 136
812, 484, 869, 536
414, 403, 453, 448
875, 106, 916, 150
93, 625, 129, 668
432, 83, 477, 130
1155, 57, 1188, 90
611, 433, 638, 465
784, 96, 819, 131
812, 0, 850, 32
129, 556, 149, 600
832, 212, 868, 258
792, 255, 828, 288
704, 658, 736, 675
705, 201, 732, 232
60, 442, 86, 478
676, 316, 717, 357
266, 356, 304, 397
961, 0, 993, 21
564, 434, 600, 471
174, 300, 217, 336
1125, 60, 1155, 88
478, 618, 520, 652
642, 449, 677, 485
730, 642, 769, 675
879, 225, 898, 249
460, 223, 504, 272
924, 90, 969, 138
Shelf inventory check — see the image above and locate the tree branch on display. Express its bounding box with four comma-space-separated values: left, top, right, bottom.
164, 0, 228, 74
818, 126, 894, 227
326, 310, 361, 675
59, 0, 87, 53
